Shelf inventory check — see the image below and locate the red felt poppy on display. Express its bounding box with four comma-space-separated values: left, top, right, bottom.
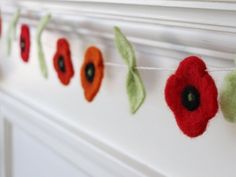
80, 46, 104, 102
20, 24, 30, 62
165, 56, 218, 138
53, 38, 74, 85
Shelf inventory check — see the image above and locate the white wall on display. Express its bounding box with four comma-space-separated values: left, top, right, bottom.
1, 1, 236, 177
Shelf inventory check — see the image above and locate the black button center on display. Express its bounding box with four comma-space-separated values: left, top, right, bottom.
58, 55, 66, 73
20, 38, 26, 52
181, 85, 200, 111
85, 62, 95, 83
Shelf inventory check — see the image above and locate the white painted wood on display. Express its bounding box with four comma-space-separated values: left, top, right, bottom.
0, 116, 4, 177
0, 1, 236, 177
0, 90, 164, 177
7, 0, 236, 10
0, 118, 12, 177
12, 126, 90, 177
2, 0, 236, 61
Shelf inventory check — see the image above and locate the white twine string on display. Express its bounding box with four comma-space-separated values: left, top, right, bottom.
206, 68, 236, 72
41, 43, 236, 73
105, 62, 175, 71
105, 62, 236, 72
2, 6, 236, 73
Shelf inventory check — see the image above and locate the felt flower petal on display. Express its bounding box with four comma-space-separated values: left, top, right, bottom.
53, 38, 74, 85
165, 56, 218, 137
7, 9, 20, 56
20, 24, 30, 62
80, 46, 104, 102
127, 69, 146, 114
114, 26, 146, 114
36, 14, 51, 78
114, 26, 136, 68
220, 70, 236, 122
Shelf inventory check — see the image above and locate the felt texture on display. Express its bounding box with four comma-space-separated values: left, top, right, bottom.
80, 46, 104, 102
114, 26, 146, 114
220, 70, 236, 122
7, 9, 20, 56
165, 56, 218, 138
36, 14, 51, 78
20, 24, 30, 62
53, 38, 74, 85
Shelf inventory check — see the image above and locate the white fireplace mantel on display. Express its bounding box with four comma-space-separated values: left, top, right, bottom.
1, 1, 236, 177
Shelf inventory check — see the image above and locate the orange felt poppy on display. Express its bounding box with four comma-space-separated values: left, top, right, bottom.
80, 46, 104, 102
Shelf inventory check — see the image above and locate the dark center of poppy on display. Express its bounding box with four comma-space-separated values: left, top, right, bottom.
58, 55, 66, 73
181, 85, 200, 111
85, 62, 95, 83
20, 37, 26, 52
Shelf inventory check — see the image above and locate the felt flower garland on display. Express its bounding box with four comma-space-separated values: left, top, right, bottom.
220, 70, 236, 122
36, 14, 51, 78
19, 24, 30, 62
53, 38, 74, 85
80, 46, 104, 102
165, 56, 218, 137
7, 9, 20, 56
114, 26, 146, 114
3, 9, 236, 138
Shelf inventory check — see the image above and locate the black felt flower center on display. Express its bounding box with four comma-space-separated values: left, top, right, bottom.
58, 55, 66, 73
85, 62, 95, 83
181, 85, 200, 111
20, 38, 26, 52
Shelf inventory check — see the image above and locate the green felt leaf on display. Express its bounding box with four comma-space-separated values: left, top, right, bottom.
220, 70, 236, 122
7, 9, 20, 56
127, 69, 146, 114
114, 26, 146, 114
114, 26, 136, 68
36, 14, 51, 78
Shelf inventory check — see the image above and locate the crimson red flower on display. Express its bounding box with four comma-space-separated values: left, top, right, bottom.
165, 56, 218, 138
20, 24, 30, 62
53, 38, 74, 85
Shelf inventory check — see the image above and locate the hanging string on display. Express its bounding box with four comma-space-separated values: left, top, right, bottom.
206, 67, 236, 72
42, 42, 236, 73
2, 7, 234, 74
105, 62, 175, 71
105, 62, 236, 72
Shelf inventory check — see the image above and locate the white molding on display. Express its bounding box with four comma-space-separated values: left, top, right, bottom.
0, 89, 165, 177
0, 117, 12, 177
8, 0, 236, 10
1, 1, 236, 61
0, 2, 236, 176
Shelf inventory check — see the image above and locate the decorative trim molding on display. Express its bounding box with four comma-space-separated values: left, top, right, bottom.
0, 1, 236, 176
1, 1, 236, 61
0, 116, 12, 177
8, 0, 236, 10
0, 88, 165, 177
